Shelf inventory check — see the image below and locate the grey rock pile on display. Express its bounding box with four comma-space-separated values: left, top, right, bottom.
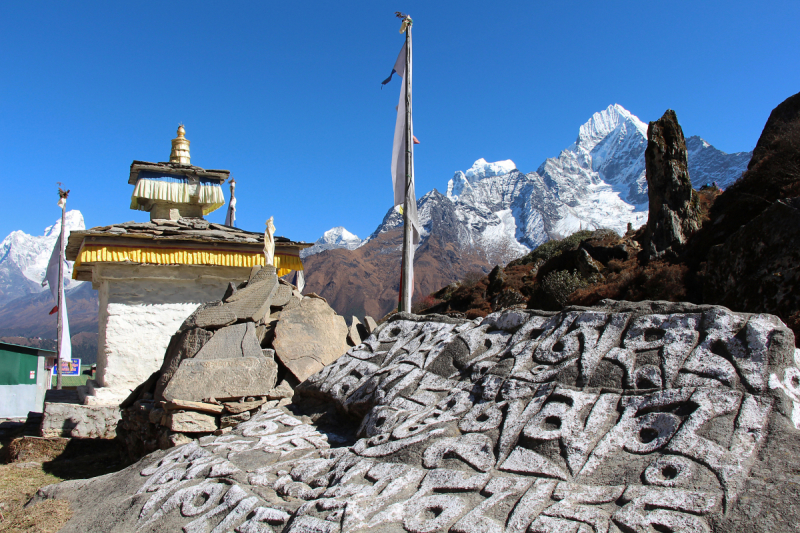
38, 301, 800, 532
117, 265, 374, 461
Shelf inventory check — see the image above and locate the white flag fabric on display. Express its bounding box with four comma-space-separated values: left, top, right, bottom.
293, 270, 305, 293
264, 216, 276, 266
225, 196, 236, 227
42, 220, 71, 361
225, 179, 236, 227
389, 42, 420, 245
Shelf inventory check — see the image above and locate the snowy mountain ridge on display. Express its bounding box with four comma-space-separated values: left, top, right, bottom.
306, 104, 752, 264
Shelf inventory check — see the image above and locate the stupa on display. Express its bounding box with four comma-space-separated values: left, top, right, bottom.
65, 126, 311, 408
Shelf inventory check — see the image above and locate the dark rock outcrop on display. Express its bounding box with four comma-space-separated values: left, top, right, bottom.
642, 109, 701, 260
704, 197, 800, 320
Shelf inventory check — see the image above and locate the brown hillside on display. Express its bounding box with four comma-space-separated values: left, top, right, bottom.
303, 226, 490, 320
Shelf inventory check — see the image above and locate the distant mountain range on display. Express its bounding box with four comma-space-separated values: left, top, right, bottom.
0, 104, 753, 334
304, 104, 752, 318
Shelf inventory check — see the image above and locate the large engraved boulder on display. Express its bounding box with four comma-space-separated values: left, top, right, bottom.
643, 109, 701, 260
273, 297, 349, 383
35, 303, 800, 532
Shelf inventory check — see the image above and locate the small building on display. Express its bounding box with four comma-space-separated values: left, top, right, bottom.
0, 342, 56, 418
65, 126, 311, 407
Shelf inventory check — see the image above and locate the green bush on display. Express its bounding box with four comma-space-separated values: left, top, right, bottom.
541, 269, 589, 307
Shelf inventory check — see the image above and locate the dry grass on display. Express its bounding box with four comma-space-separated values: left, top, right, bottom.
0, 423, 123, 533
0, 463, 71, 533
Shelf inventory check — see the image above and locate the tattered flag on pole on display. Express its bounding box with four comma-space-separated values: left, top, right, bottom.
42, 197, 71, 361
264, 216, 276, 266
225, 177, 236, 227
385, 42, 420, 245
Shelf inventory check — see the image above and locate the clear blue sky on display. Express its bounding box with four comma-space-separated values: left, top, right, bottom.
2, 1, 798, 242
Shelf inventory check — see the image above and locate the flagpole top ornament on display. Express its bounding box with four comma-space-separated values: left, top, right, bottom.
395, 12, 412, 33
170, 124, 191, 165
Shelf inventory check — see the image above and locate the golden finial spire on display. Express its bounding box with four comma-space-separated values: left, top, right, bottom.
170, 124, 191, 165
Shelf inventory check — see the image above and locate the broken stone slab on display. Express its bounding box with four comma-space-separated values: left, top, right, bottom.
167, 411, 217, 433
272, 284, 292, 307
220, 411, 250, 429
305, 292, 327, 303
164, 400, 224, 415
162, 356, 278, 403
363, 315, 378, 335
221, 399, 267, 414
347, 316, 364, 346
272, 297, 349, 383
194, 322, 262, 361
266, 380, 294, 400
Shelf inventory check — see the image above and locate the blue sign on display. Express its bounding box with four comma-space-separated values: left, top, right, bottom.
59, 358, 81, 376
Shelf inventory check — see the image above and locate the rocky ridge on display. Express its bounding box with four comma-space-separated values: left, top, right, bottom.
35, 301, 800, 532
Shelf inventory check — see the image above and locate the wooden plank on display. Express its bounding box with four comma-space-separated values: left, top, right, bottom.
164, 399, 224, 414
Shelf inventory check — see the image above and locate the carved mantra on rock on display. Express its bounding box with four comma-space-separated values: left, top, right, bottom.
45, 304, 799, 532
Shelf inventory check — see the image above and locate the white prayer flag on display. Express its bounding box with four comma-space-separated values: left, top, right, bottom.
225, 178, 236, 227
264, 216, 276, 266
388, 42, 420, 245
42, 207, 71, 361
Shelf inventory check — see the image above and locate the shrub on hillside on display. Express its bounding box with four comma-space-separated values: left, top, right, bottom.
541, 270, 589, 307
508, 229, 618, 268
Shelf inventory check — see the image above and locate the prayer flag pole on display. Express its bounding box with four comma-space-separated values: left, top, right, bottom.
399, 14, 413, 313
56, 188, 68, 390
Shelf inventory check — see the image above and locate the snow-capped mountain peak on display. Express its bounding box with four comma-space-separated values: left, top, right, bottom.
447, 159, 517, 201
300, 226, 363, 258
0, 210, 85, 305
43, 210, 85, 238
573, 104, 647, 154
465, 158, 517, 181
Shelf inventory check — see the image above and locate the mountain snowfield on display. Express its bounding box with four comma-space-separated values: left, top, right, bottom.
310, 104, 751, 264
0, 210, 85, 305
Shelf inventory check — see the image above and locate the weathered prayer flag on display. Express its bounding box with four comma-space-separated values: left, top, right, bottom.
386, 42, 420, 245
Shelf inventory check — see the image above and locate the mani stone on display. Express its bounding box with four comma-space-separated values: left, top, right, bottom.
194, 322, 262, 361
161, 356, 278, 403
192, 305, 237, 329
273, 297, 349, 383
224, 274, 278, 323
155, 328, 214, 402
166, 411, 218, 433
246, 265, 277, 286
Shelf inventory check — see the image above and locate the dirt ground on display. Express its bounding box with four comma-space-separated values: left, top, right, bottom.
0, 418, 124, 532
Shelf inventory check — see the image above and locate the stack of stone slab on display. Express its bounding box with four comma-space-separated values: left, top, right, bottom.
36, 301, 800, 532
117, 265, 355, 460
